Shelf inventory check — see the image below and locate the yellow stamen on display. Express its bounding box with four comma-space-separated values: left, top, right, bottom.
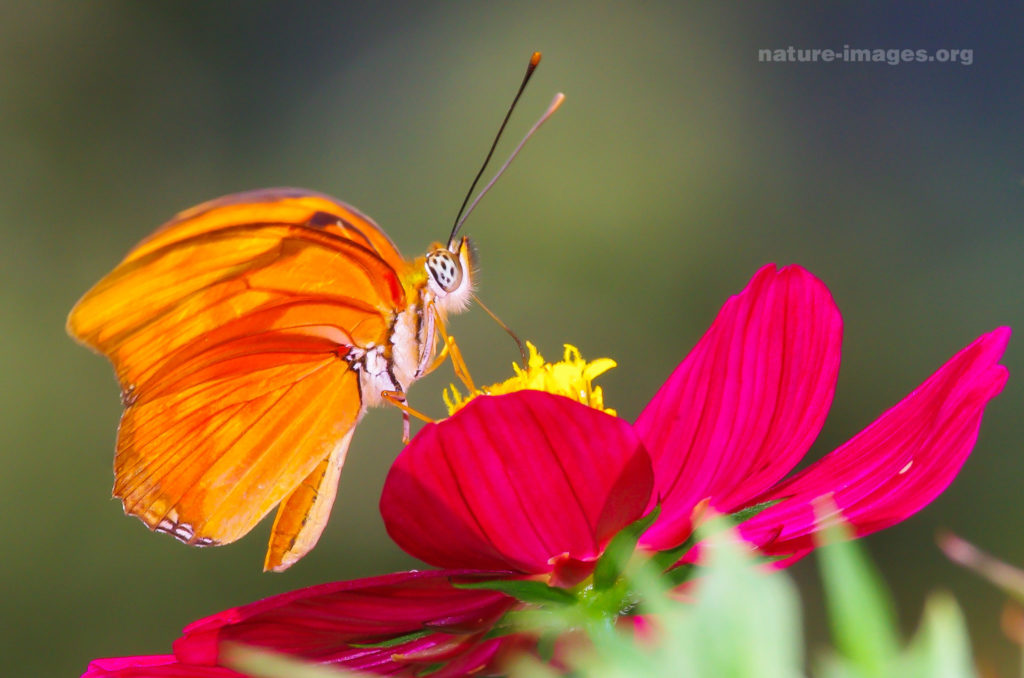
444, 342, 616, 416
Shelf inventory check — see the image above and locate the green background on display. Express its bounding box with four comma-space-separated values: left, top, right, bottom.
3, 2, 1021, 675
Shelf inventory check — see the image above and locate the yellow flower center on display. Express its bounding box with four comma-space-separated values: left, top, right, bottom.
443, 343, 616, 416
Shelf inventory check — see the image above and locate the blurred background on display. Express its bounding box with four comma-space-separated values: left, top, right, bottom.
2, 2, 1022, 675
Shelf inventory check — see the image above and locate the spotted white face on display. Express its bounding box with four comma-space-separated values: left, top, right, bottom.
425, 237, 474, 313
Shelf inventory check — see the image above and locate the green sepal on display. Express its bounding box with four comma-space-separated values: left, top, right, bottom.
454, 578, 577, 606
347, 629, 433, 649
536, 631, 558, 661
663, 562, 695, 588
481, 621, 522, 642
483, 607, 570, 641
592, 507, 660, 590
647, 537, 694, 577
730, 498, 784, 525
647, 500, 783, 577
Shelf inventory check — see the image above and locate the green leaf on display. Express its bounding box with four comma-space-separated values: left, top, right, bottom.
680, 523, 804, 678
896, 593, 977, 678
817, 524, 900, 676
454, 578, 577, 606
818, 592, 979, 678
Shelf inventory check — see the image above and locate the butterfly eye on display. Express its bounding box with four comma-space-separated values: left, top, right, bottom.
426, 250, 463, 294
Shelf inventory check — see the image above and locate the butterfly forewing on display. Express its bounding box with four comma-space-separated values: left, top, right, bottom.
70, 225, 408, 387
116, 353, 362, 547
128, 188, 408, 269
68, 189, 421, 566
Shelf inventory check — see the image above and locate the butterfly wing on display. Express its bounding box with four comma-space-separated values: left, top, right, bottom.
265, 428, 355, 572
68, 188, 415, 567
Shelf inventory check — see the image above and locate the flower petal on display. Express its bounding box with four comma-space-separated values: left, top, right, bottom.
381, 391, 654, 574
740, 328, 1010, 555
173, 570, 515, 668
638, 264, 843, 549
83, 655, 240, 677
400, 636, 509, 678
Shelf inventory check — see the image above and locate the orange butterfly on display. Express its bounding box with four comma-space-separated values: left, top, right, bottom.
68, 53, 560, 572
68, 188, 475, 571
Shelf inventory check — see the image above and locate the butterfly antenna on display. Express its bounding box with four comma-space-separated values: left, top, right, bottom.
451, 92, 565, 249
449, 51, 549, 249
472, 293, 529, 366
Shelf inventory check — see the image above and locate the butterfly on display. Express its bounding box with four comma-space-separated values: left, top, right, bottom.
67, 188, 475, 571
67, 53, 559, 572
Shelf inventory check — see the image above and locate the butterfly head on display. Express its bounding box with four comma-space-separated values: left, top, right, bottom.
425, 236, 475, 313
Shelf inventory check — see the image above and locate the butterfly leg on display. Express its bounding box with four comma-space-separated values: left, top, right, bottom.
414, 301, 456, 379
422, 340, 452, 376
432, 306, 476, 392
381, 390, 434, 443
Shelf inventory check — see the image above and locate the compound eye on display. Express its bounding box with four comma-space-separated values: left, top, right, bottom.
426, 250, 463, 294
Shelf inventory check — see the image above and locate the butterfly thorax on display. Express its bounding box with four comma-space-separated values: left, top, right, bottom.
349, 237, 474, 408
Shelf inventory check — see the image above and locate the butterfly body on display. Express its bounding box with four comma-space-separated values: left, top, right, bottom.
68, 187, 474, 571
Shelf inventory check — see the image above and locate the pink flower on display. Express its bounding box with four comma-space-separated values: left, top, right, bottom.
634, 265, 1009, 563
82, 264, 1009, 677
380, 391, 654, 586
383, 265, 1008, 568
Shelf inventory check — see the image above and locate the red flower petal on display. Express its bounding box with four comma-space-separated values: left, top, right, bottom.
434, 641, 506, 677
398, 636, 508, 678
381, 391, 654, 574
180, 569, 506, 636
84, 571, 519, 677
637, 264, 843, 549
83, 655, 240, 677
173, 570, 515, 669
741, 328, 1010, 554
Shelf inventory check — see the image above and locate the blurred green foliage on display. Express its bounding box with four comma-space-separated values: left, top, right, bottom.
2, 2, 1022, 676
223, 526, 978, 678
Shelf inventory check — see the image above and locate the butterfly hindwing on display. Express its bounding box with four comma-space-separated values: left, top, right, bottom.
265, 428, 356, 572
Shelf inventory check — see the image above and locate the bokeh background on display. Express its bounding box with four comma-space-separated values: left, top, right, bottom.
3, 2, 1022, 675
